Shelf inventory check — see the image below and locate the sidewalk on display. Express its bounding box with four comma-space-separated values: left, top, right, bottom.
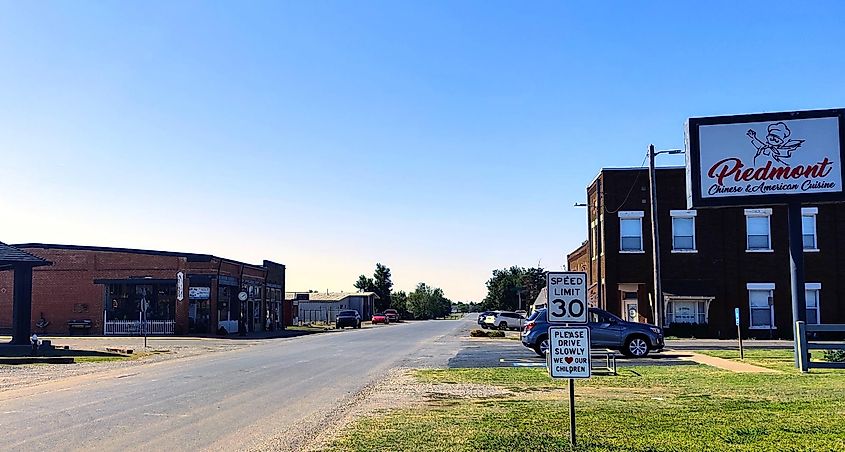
679, 351, 780, 373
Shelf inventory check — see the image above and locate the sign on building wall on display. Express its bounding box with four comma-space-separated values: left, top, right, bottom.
189, 287, 211, 300
686, 109, 845, 208
176, 271, 185, 301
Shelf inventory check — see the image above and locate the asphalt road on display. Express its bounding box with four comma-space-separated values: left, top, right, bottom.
0, 318, 471, 451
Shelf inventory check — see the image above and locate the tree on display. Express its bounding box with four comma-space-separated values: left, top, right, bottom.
354, 275, 375, 292
481, 266, 546, 311
407, 283, 452, 320
391, 290, 409, 318
372, 263, 394, 312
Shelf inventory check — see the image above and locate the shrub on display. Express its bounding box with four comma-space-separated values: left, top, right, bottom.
824, 350, 845, 362
664, 322, 711, 338
470, 329, 505, 338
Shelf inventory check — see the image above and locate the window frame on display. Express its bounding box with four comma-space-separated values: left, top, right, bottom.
802, 207, 819, 252
745, 209, 773, 252
618, 211, 645, 253
805, 282, 821, 325
747, 283, 775, 330
670, 210, 697, 253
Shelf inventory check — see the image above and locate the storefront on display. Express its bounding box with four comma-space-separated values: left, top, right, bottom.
97, 278, 177, 335
0, 243, 286, 336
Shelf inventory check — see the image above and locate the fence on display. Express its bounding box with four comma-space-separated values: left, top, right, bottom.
104, 320, 176, 336
795, 321, 845, 372
298, 307, 343, 325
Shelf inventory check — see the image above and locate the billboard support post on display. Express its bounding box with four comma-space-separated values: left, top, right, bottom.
787, 201, 808, 368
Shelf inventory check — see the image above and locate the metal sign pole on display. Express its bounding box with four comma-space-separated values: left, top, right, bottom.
568, 378, 576, 448
787, 201, 808, 369
735, 307, 744, 359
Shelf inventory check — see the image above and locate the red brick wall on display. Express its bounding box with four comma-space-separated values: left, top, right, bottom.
0, 248, 185, 335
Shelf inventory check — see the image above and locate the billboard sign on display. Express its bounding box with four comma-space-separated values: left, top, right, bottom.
686, 109, 845, 208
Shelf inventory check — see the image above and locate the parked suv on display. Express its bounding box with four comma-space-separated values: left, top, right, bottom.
477, 311, 494, 328
521, 308, 664, 358
483, 311, 525, 330
335, 310, 361, 329
383, 309, 400, 323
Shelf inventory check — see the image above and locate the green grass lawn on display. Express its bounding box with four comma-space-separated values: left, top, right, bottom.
328, 356, 845, 451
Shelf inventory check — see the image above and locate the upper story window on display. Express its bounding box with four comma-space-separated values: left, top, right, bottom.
802, 207, 818, 251
618, 211, 644, 252
745, 208, 772, 252
670, 210, 697, 252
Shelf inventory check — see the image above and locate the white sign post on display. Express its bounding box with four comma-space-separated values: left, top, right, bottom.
176, 272, 185, 302
545, 271, 590, 448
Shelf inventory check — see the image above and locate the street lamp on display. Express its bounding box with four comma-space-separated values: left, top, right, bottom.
648, 145, 684, 328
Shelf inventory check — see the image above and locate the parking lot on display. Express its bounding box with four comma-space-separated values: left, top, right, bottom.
448, 334, 698, 369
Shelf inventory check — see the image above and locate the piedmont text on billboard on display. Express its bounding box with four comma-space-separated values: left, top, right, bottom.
686, 110, 845, 208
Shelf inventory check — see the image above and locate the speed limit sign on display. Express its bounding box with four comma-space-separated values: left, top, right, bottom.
546, 272, 588, 324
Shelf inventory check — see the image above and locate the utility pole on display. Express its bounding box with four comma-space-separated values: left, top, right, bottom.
648, 144, 663, 327
648, 145, 684, 327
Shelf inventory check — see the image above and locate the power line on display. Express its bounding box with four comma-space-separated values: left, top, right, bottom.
604, 153, 648, 214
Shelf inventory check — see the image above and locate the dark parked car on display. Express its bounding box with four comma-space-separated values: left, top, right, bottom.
477, 311, 494, 328
383, 309, 400, 323
335, 310, 361, 329
521, 307, 664, 358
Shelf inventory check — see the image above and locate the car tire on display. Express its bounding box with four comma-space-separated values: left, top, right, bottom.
356, 322, 361, 329
622, 335, 650, 358
498, 321, 508, 331
532, 335, 549, 358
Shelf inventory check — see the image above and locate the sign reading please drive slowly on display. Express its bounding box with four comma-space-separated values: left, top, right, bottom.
547, 326, 591, 379
686, 109, 845, 208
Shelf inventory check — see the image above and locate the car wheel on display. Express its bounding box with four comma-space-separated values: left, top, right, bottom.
356, 322, 361, 329
623, 335, 650, 358
532, 335, 549, 358
498, 321, 508, 331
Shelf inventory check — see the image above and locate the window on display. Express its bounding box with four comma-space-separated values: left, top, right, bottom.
802, 207, 818, 251
666, 299, 708, 324
671, 210, 696, 251
745, 209, 772, 251
747, 283, 775, 329
806, 283, 821, 324
619, 211, 644, 252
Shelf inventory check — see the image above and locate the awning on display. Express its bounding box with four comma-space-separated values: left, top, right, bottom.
94, 278, 177, 285
662, 280, 716, 299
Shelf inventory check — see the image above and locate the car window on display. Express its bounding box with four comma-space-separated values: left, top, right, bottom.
526, 309, 543, 321
340, 310, 357, 316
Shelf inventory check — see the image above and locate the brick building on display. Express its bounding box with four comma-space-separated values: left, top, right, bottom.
568, 167, 845, 338
0, 244, 286, 336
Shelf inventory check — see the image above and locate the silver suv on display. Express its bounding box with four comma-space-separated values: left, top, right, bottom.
483, 311, 525, 331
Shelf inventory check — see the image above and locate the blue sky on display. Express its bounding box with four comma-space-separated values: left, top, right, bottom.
2, 1, 844, 301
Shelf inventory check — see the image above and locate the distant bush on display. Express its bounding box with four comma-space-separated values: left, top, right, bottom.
824, 350, 845, 362
664, 323, 711, 338
470, 329, 505, 338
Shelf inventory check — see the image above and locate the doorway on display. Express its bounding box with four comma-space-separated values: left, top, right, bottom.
623, 293, 639, 323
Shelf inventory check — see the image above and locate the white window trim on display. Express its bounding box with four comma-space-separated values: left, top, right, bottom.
802, 207, 819, 253
747, 283, 775, 330
745, 209, 772, 252
670, 210, 697, 252
806, 282, 821, 324
618, 211, 645, 219
619, 211, 644, 252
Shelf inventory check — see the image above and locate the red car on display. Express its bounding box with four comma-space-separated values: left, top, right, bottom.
371, 313, 390, 324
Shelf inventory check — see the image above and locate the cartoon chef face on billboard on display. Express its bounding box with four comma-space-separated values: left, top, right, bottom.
746, 122, 805, 165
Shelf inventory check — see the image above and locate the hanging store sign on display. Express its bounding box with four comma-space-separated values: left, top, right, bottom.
686, 109, 845, 208
176, 272, 185, 301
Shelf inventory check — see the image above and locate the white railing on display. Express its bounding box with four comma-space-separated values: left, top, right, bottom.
104, 320, 176, 335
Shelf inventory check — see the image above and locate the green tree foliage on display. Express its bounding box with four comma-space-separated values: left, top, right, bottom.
407, 283, 452, 320
481, 266, 546, 311
354, 275, 375, 292
372, 263, 394, 312
390, 290, 409, 318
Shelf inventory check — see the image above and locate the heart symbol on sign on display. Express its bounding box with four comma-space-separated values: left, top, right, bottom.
565, 357, 573, 364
